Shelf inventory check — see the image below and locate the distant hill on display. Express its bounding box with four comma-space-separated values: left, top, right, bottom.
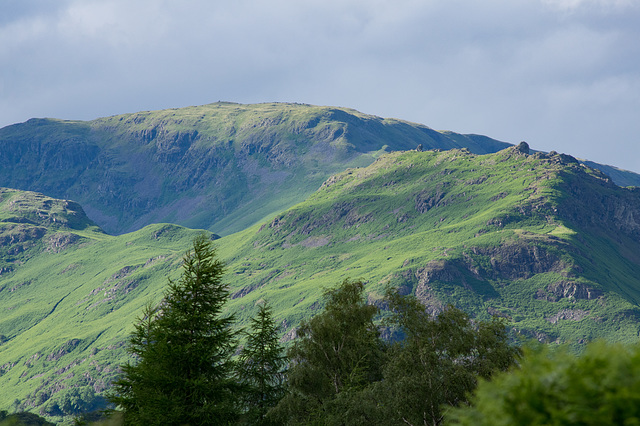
0, 102, 518, 236
3, 102, 637, 238
2, 143, 640, 421
581, 160, 640, 188
3, 102, 638, 237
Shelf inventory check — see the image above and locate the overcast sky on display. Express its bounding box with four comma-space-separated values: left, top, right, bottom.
1, 0, 639, 172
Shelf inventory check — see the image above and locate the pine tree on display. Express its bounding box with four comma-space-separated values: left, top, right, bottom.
108, 234, 240, 425
236, 301, 286, 425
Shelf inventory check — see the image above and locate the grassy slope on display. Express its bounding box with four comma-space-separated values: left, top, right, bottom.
0, 228, 204, 420
0, 188, 207, 420
0, 103, 508, 238
2, 146, 640, 421
217, 147, 640, 346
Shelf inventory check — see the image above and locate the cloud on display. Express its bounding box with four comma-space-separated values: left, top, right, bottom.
1, 0, 639, 173
541, 0, 636, 12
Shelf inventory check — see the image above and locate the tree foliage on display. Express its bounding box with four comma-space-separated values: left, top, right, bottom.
0, 410, 55, 426
271, 278, 384, 424
267, 281, 520, 425
236, 301, 286, 425
373, 290, 521, 426
108, 234, 240, 425
447, 341, 640, 425
106, 249, 521, 426
320, 289, 520, 426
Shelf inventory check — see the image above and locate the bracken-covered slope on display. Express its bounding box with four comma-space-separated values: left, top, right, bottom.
0, 102, 511, 236
2, 144, 640, 421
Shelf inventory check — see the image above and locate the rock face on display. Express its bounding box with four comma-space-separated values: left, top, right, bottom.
535, 281, 603, 302
557, 172, 640, 238
516, 141, 530, 154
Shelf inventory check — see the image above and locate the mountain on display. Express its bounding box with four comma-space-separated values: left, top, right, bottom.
2, 142, 640, 420
217, 143, 640, 345
580, 160, 640, 188
4, 101, 639, 238
0, 102, 513, 237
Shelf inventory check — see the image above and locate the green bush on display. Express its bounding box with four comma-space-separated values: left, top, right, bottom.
447, 341, 640, 425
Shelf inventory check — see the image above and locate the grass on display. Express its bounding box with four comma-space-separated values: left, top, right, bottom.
0, 222, 203, 421
215, 147, 640, 349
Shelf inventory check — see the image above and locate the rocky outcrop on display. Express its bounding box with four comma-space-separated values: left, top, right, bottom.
0, 224, 47, 247
515, 141, 530, 154
415, 189, 447, 213
415, 260, 463, 284
535, 281, 603, 302
46, 339, 81, 362
46, 232, 82, 253
267, 200, 375, 239
0, 188, 97, 231
537, 159, 640, 238
465, 242, 571, 281
546, 309, 590, 324
392, 240, 577, 315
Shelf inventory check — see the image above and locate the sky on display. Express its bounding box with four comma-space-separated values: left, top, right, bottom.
1, 0, 639, 173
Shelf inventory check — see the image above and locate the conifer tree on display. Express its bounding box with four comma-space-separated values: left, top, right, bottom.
236, 301, 286, 425
108, 234, 240, 425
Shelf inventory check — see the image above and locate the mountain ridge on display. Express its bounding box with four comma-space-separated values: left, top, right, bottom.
4, 102, 638, 238
0, 102, 506, 236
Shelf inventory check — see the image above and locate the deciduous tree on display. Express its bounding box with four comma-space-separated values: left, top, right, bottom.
447, 341, 640, 425
271, 279, 384, 424
374, 290, 520, 426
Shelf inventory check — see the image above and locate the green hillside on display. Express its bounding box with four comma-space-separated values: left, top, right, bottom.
2, 102, 638, 239
0, 102, 510, 237
2, 143, 640, 421
218, 144, 640, 345
0, 189, 206, 419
